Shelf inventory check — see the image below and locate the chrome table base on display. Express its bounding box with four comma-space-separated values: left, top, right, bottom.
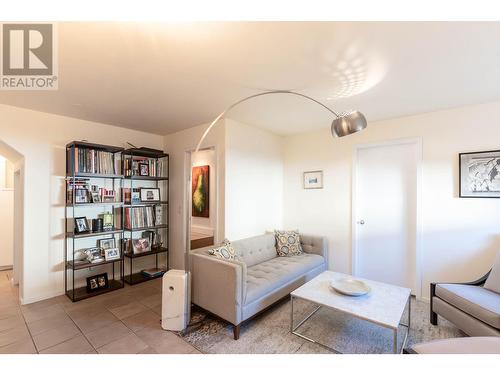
290, 295, 411, 354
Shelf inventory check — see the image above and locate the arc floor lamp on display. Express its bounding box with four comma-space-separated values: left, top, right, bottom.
171, 90, 368, 332
195, 89, 368, 152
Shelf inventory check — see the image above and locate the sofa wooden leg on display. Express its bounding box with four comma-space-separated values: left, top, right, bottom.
233, 324, 240, 340
430, 311, 438, 325
430, 283, 437, 325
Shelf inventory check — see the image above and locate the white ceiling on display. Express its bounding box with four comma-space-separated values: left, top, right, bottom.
1, 22, 500, 135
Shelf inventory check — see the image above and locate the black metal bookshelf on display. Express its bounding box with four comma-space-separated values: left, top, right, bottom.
64, 142, 170, 299
121, 148, 169, 285
65, 141, 125, 302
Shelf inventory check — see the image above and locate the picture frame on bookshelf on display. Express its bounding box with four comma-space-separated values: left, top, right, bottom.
86, 273, 109, 293
140, 188, 160, 202
91, 192, 101, 203
98, 238, 115, 250
102, 190, 116, 203
75, 189, 89, 204
74, 217, 90, 234
104, 248, 121, 261
100, 212, 114, 230
139, 163, 150, 176
132, 238, 151, 254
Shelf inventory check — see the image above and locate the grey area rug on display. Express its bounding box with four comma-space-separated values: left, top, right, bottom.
181, 297, 464, 354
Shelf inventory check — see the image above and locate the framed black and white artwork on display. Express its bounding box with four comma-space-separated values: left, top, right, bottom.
459, 150, 500, 198
303, 170, 323, 189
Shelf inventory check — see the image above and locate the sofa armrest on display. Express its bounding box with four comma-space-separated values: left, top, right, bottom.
190, 252, 246, 325
300, 234, 328, 261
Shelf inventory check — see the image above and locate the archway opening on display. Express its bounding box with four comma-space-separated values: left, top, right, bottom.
0, 140, 25, 302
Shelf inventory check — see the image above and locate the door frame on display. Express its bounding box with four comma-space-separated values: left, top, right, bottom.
351, 137, 423, 299
184, 145, 219, 260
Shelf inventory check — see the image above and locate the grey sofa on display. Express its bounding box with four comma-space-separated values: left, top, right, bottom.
190, 233, 327, 339
430, 271, 500, 337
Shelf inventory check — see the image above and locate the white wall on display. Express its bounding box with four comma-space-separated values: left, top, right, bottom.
0, 156, 14, 268
283, 101, 500, 299
191, 149, 216, 237
0, 104, 163, 304
164, 121, 226, 270
225, 119, 284, 240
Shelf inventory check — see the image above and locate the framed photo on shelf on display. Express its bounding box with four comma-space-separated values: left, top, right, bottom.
74, 217, 90, 234
459, 150, 500, 198
100, 212, 114, 230
139, 163, 149, 176
98, 238, 116, 250
132, 238, 151, 254
140, 188, 160, 202
104, 248, 121, 261
303, 170, 323, 189
86, 273, 109, 293
91, 192, 101, 203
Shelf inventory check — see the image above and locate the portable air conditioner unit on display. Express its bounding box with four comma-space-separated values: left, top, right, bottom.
161, 270, 190, 331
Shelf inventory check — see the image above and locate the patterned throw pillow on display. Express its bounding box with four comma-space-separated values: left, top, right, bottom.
274, 230, 303, 257
208, 239, 237, 261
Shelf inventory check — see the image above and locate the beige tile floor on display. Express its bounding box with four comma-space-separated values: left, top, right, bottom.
0, 270, 201, 354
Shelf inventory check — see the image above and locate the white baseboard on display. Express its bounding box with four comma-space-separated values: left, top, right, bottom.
20, 290, 64, 305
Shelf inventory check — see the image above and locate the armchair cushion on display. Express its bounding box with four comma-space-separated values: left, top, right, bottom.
435, 284, 500, 328
411, 337, 500, 354
485, 251, 500, 294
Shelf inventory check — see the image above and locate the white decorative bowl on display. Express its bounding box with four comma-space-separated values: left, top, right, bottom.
330, 278, 371, 296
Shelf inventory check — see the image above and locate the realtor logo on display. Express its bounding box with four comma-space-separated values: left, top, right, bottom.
0, 23, 58, 90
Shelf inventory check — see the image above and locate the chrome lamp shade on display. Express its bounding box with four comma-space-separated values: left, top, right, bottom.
331, 111, 367, 138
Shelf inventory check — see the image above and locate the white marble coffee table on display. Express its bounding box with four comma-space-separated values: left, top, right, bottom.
290, 271, 411, 354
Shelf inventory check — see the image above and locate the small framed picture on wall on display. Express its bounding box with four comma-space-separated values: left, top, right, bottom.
303, 171, 323, 189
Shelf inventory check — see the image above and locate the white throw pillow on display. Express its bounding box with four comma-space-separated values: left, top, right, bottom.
484, 251, 500, 294
208, 239, 237, 261
274, 230, 303, 257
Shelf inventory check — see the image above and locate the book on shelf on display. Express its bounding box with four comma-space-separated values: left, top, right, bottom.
123, 206, 161, 229
123, 156, 165, 178
68, 147, 120, 175
121, 187, 141, 204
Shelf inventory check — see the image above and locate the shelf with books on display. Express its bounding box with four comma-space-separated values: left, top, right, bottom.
66, 141, 123, 176
65, 173, 124, 179
72, 202, 124, 207
121, 147, 169, 286
123, 201, 168, 208
124, 176, 168, 181
65, 141, 126, 302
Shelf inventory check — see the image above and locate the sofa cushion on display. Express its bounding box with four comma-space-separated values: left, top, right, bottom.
208, 239, 237, 261
245, 253, 324, 303
485, 251, 500, 294
232, 234, 277, 267
436, 284, 500, 328
274, 230, 303, 257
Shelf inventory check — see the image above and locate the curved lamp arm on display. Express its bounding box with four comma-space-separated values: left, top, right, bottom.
195, 90, 341, 152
